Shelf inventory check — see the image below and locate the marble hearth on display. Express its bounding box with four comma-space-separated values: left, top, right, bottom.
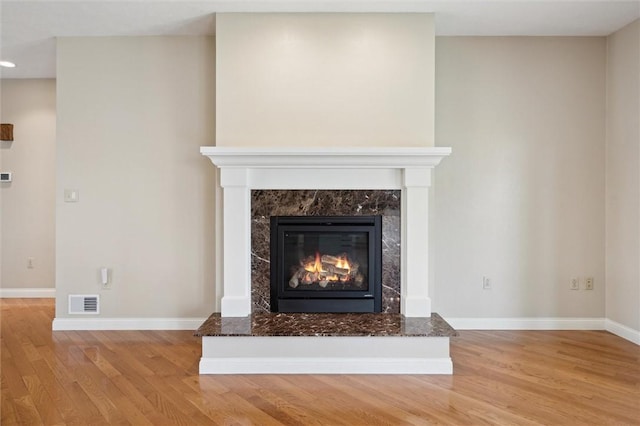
196, 313, 457, 374
199, 147, 453, 374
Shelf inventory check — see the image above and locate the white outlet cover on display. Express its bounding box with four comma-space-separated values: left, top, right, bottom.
482, 277, 491, 289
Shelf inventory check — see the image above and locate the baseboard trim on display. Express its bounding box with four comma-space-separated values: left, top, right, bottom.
38, 312, 640, 346
0, 288, 55, 298
446, 316, 639, 346
605, 319, 640, 345
52, 317, 207, 331
445, 317, 606, 330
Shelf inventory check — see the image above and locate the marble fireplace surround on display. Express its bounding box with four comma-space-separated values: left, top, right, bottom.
201, 147, 452, 318
251, 189, 401, 313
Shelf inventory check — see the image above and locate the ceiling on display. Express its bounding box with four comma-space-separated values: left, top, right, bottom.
1, 0, 639, 79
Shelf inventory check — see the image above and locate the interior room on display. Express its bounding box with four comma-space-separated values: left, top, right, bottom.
1, 1, 638, 424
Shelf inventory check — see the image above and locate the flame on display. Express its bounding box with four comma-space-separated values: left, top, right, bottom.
303, 252, 323, 273
335, 257, 351, 272
300, 252, 352, 283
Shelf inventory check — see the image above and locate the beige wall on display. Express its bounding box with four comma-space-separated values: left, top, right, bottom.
56, 37, 216, 318
11, 26, 635, 329
1, 79, 56, 290
434, 37, 606, 318
216, 13, 434, 147
605, 20, 640, 332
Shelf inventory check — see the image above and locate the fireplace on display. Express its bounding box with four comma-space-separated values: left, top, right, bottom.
199, 147, 453, 374
200, 146, 451, 317
270, 215, 382, 313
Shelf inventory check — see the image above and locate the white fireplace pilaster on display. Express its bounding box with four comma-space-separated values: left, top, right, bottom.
202, 147, 451, 317
219, 168, 252, 316
402, 168, 432, 317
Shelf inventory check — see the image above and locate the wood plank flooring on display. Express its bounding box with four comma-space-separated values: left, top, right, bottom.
2, 298, 639, 425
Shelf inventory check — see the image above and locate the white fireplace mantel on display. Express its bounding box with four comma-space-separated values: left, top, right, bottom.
201, 147, 452, 168
201, 146, 452, 317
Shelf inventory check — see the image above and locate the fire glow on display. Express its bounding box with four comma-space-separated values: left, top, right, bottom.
289, 252, 364, 288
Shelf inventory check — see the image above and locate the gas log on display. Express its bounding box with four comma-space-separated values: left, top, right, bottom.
288, 252, 363, 288
322, 263, 350, 276
320, 254, 344, 265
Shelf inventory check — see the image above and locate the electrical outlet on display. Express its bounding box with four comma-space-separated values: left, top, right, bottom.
483, 276, 491, 290
27, 257, 34, 269
570, 277, 579, 290
585, 277, 594, 290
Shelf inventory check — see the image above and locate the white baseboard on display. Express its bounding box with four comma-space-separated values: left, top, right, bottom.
52, 317, 207, 331
0, 288, 55, 298
445, 317, 606, 330
605, 319, 640, 345
446, 316, 639, 346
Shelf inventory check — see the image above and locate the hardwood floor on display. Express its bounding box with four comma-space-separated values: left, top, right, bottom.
2, 299, 639, 425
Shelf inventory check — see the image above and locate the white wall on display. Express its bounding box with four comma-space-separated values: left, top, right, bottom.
0, 79, 56, 291
216, 13, 434, 147
605, 20, 640, 333
434, 37, 606, 319
56, 37, 216, 319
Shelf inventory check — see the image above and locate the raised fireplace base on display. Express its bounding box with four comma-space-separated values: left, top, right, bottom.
196, 312, 457, 374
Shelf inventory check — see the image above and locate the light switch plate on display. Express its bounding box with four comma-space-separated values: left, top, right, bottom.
64, 189, 79, 202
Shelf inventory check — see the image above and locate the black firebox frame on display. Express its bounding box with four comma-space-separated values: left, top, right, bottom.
270, 215, 382, 313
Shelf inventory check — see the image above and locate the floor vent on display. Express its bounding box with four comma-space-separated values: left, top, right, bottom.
68, 295, 100, 314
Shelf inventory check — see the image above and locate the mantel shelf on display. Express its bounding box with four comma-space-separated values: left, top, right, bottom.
200, 146, 452, 169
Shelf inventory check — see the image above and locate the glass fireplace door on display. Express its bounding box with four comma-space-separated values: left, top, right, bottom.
270, 216, 382, 313
283, 230, 369, 292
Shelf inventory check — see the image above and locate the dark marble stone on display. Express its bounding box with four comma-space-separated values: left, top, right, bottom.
196, 312, 458, 337
381, 215, 401, 313
251, 217, 271, 313
250, 190, 401, 313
